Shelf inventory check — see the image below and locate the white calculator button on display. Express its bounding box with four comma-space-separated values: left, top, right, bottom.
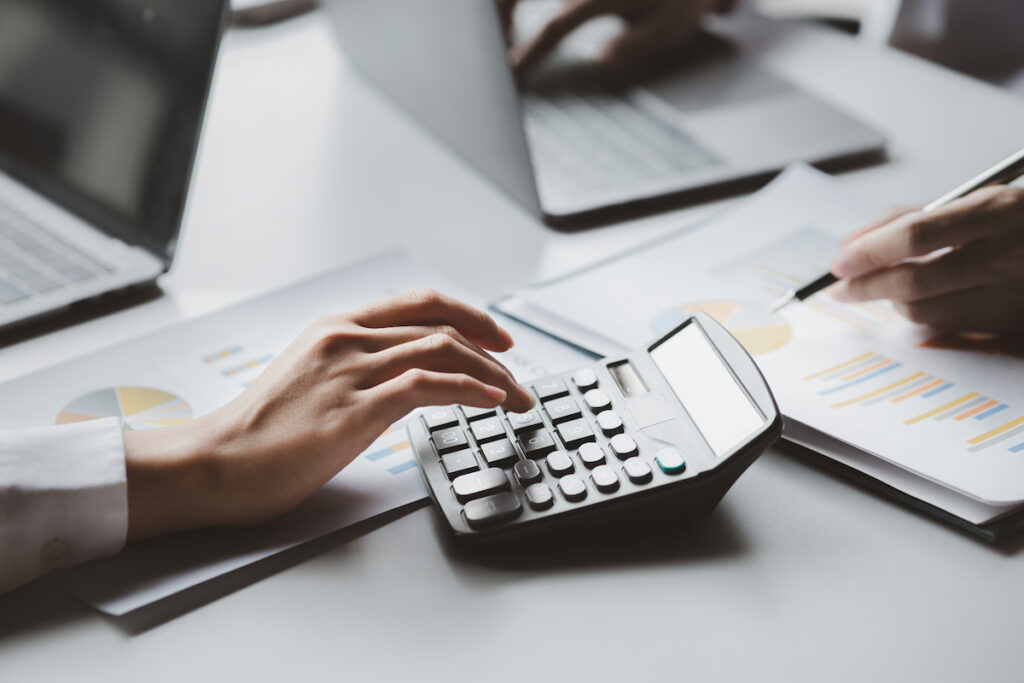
583, 388, 612, 413
558, 474, 587, 502
610, 434, 639, 460
572, 368, 598, 391
597, 411, 624, 435
591, 465, 619, 493
622, 457, 652, 484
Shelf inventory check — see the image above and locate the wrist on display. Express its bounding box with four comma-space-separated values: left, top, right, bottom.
123, 413, 229, 540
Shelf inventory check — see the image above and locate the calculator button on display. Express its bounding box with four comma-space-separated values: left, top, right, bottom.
514, 459, 543, 485
533, 378, 569, 401
519, 429, 557, 459
452, 468, 511, 503
610, 434, 639, 460
557, 418, 596, 449
623, 457, 653, 484
471, 416, 506, 444
591, 465, 620, 493
544, 396, 582, 424
424, 407, 458, 431
512, 458, 544, 485
507, 410, 544, 434
524, 483, 554, 510
583, 389, 612, 414
572, 368, 598, 391
546, 450, 575, 477
432, 427, 470, 455
462, 406, 497, 422
655, 447, 686, 475
577, 442, 606, 468
481, 438, 518, 468
597, 411, 625, 436
558, 474, 587, 502
442, 450, 479, 479
463, 492, 522, 528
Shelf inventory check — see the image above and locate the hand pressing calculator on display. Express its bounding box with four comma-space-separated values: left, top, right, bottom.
407, 313, 783, 543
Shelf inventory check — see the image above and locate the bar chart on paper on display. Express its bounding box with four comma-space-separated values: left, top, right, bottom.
363, 418, 418, 475
803, 351, 1024, 457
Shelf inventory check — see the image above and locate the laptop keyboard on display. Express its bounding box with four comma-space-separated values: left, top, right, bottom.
522, 88, 720, 198
0, 208, 113, 306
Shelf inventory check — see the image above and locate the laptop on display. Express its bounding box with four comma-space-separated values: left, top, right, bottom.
0, 0, 228, 331
325, 0, 885, 226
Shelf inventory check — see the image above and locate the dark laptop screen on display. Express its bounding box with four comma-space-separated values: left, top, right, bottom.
0, 0, 226, 261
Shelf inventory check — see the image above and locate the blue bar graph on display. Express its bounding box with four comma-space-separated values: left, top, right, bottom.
1009, 442, 1024, 453
819, 363, 902, 396
975, 403, 1009, 421
387, 459, 418, 474
921, 382, 953, 399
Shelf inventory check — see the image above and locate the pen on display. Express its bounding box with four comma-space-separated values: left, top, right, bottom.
769, 146, 1024, 313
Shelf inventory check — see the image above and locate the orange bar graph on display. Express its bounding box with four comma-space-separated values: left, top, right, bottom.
891, 378, 944, 403
803, 352, 875, 381
955, 399, 999, 421
830, 372, 926, 409
905, 393, 979, 425
841, 359, 892, 382
968, 415, 1024, 445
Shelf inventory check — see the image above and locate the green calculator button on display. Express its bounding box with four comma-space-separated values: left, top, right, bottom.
655, 447, 686, 475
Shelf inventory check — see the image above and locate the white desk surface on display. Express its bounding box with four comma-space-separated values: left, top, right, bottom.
3, 9, 1024, 682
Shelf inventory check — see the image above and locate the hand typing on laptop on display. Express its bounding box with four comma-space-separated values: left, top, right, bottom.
122, 290, 535, 540
830, 186, 1024, 334
499, 0, 725, 80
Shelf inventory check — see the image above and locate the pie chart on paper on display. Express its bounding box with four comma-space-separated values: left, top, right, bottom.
56, 387, 193, 432
651, 300, 793, 356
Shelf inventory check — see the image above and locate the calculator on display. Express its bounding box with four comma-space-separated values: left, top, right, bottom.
407, 313, 783, 543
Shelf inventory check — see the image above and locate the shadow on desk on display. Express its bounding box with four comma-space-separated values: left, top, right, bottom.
0, 500, 430, 638
436, 503, 750, 575
0, 283, 164, 349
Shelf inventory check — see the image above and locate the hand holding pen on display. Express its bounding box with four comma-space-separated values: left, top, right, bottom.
773, 147, 1024, 335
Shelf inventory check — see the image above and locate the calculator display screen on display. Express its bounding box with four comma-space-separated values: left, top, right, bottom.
650, 324, 764, 457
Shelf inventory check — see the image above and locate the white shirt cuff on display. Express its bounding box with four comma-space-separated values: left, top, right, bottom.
0, 418, 127, 594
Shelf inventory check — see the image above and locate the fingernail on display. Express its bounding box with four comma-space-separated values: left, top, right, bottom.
497, 326, 515, 349
487, 387, 507, 404
831, 257, 854, 278
830, 281, 852, 302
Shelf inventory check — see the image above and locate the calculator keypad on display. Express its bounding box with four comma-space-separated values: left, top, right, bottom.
413, 364, 698, 536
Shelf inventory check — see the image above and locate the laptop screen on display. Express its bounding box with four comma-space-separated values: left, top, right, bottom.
0, 0, 226, 262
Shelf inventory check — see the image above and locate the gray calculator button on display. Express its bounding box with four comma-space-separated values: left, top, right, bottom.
524, 483, 554, 510
556, 418, 596, 449
591, 465, 620, 493
623, 457, 653, 484
507, 410, 544, 434
546, 450, 575, 477
519, 429, 557, 459
463, 492, 522, 528
471, 416, 506, 444
481, 438, 518, 467
558, 474, 587, 502
452, 468, 511, 502
572, 368, 598, 391
514, 459, 542, 485
544, 396, 582, 424
442, 450, 479, 479
462, 406, 497, 422
577, 442, 606, 468
610, 434, 639, 460
655, 447, 686, 475
583, 388, 612, 413
533, 378, 569, 401
424, 407, 458, 432
597, 411, 624, 436
432, 427, 469, 454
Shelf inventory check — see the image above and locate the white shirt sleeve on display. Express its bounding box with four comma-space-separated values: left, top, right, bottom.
0, 418, 127, 594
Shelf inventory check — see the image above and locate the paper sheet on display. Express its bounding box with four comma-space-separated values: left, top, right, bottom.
510, 165, 1024, 506
0, 250, 591, 614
